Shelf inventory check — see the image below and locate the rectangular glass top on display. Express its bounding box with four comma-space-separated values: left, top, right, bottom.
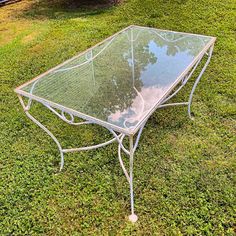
15, 25, 215, 135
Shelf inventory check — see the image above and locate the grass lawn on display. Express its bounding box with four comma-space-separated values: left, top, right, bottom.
0, 0, 235, 234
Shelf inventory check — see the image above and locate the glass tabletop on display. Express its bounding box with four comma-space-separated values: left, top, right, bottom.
16, 25, 215, 134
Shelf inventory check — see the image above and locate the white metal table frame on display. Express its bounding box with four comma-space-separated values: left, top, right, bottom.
15, 25, 215, 223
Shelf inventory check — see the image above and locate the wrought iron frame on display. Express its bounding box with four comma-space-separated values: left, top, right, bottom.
15, 25, 215, 223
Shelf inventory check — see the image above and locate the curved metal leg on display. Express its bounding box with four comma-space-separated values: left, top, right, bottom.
26, 111, 65, 171
118, 135, 131, 184
188, 46, 214, 120
111, 125, 146, 223
157, 45, 214, 120
188, 80, 199, 120
18, 95, 65, 171
128, 135, 138, 223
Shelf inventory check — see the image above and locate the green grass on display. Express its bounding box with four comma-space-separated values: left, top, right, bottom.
0, 0, 235, 234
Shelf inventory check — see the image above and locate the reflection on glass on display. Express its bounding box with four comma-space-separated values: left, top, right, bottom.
21, 26, 212, 130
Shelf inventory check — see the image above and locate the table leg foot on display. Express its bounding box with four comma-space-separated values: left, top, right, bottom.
128, 214, 138, 223
188, 111, 195, 121
190, 116, 195, 121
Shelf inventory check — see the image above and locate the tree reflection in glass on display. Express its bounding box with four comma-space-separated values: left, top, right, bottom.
21, 26, 212, 130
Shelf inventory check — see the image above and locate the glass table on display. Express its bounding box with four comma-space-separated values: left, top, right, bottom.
15, 25, 216, 222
